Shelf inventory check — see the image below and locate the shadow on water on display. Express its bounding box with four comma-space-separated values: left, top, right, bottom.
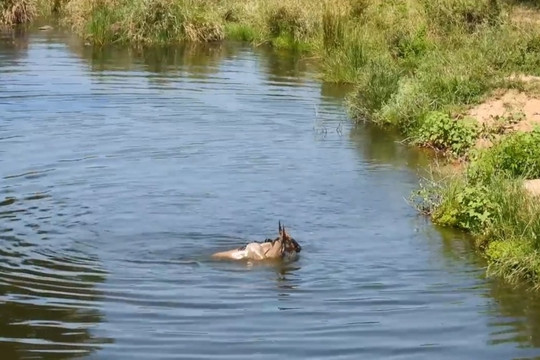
0, 27, 29, 69
254, 46, 316, 84
486, 280, 540, 349
349, 124, 433, 172
0, 193, 112, 359
65, 38, 242, 76
63, 35, 321, 92
426, 222, 540, 353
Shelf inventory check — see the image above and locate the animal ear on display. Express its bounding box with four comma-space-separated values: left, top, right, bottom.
282, 225, 288, 238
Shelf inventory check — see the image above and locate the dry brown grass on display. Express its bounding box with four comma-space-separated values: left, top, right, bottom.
1, 0, 36, 26
183, 21, 224, 42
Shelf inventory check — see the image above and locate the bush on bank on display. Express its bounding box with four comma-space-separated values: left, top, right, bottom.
413, 127, 540, 286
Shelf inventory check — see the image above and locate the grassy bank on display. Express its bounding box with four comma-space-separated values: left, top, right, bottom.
413, 126, 540, 285
4, 0, 540, 287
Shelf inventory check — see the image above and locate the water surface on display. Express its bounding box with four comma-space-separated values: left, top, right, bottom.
2, 29, 540, 360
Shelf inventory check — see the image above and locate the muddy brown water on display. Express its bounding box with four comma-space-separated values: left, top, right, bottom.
2, 29, 540, 360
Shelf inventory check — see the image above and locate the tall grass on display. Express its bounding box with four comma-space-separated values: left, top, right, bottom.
61, 0, 325, 47
1, 0, 36, 25
1, 0, 69, 26
63, 0, 226, 45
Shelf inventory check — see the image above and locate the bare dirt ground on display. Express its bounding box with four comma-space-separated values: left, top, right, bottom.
468, 88, 540, 132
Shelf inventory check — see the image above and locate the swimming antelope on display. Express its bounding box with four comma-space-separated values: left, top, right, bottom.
212, 222, 301, 261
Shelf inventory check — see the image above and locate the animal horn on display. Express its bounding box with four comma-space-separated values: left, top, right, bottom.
279, 221, 282, 235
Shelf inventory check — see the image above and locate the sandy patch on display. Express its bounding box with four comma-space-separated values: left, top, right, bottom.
468, 89, 540, 134
524, 179, 540, 197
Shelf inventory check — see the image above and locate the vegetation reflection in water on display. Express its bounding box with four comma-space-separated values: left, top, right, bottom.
3, 28, 540, 359
0, 193, 112, 359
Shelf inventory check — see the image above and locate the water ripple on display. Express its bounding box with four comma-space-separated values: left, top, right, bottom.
1, 29, 540, 360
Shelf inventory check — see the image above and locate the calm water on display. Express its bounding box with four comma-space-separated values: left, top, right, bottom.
2, 28, 540, 360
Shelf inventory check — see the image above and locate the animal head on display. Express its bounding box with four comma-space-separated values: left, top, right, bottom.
278, 221, 301, 255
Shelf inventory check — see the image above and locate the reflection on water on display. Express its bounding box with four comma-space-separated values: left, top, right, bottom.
2, 28, 540, 360
0, 192, 110, 359
0, 28, 29, 55
350, 124, 432, 171
70, 41, 238, 76
487, 280, 540, 349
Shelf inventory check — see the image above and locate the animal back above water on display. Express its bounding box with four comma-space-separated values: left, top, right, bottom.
212, 222, 301, 261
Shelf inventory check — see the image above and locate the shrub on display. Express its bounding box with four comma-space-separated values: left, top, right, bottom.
469, 127, 540, 180
414, 172, 540, 240
388, 25, 430, 69
433, 180, 495, 232
349, 0, 370, 18
412, 111, 479, 157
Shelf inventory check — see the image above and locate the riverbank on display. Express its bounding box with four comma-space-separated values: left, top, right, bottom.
3, 0, 540, 287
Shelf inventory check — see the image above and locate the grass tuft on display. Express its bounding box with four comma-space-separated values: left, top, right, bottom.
346, 55, 402, 122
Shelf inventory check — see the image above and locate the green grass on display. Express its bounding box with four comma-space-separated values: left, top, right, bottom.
469, 127, 540, 181
225, 23, 256, 42
413, 129, 540, 287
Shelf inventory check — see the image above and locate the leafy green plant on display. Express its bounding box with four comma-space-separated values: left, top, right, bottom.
412, 174, 495, 232
433, 182, 495, 231
413, 111, 479, 157
470, 127, 540, 180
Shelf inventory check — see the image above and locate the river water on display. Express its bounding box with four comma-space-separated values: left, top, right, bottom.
2, 28, 540, 360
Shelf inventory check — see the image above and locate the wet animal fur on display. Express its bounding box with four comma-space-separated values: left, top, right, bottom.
212, 222, 301, 261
